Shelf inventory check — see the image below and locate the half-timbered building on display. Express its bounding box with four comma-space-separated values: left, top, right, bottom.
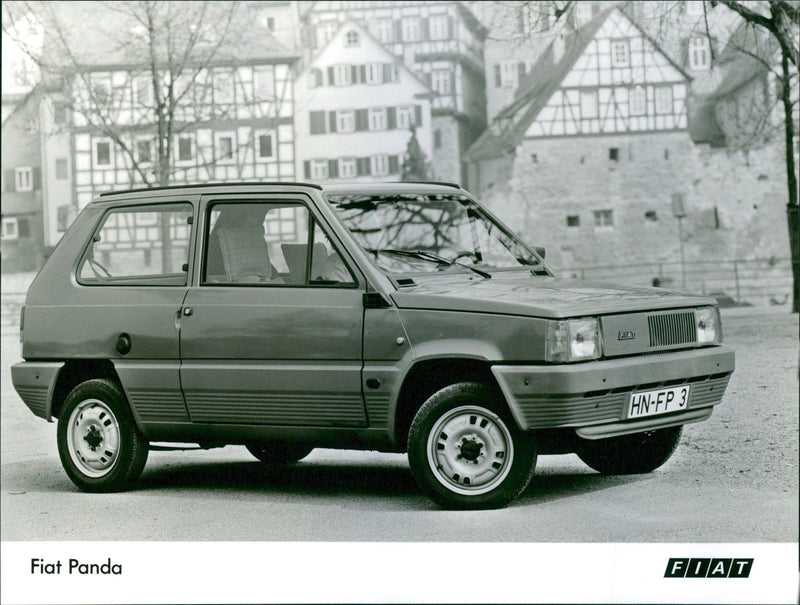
295, 21, 432, 182
300, 1, 486, 184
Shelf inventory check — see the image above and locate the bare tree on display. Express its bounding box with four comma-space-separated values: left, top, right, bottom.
2, 1, 253, 188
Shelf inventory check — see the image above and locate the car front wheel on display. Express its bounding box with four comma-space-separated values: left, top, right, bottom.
407, 382, 536, 510
576, 426, 683, 475
57, 379, 149, 492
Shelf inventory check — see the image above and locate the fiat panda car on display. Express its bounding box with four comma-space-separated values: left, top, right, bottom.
12, 182, 734, 509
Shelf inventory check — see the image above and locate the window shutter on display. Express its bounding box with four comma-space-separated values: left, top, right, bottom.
450, 72, 456, 95
360, 65, 367, 82
387, 107, 397, 129
389, 155, 399, 174
32, 167, 41, 190
5, 170, 16, 192
425, 72, 432, 87
327, 66, 335, 85
494, 64, 501, 87
394, 20, 403, 42
329, 111, 338, 133
415, 105, 422, 126
357, 157, 371, 176
355, 109, 368, 131
680, 37, 689, 67
447, 16, 453, 39
518, 62, 526, 84
328, 159, 339, 178
17, 217, 30, 238
421, 18, 429, 40
310, 111, 326, 134
383, 63, 392, 83
351, 65, 359, 84
304, 161, 311, 179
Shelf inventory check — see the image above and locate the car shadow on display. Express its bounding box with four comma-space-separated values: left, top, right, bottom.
519, 471, 649, 506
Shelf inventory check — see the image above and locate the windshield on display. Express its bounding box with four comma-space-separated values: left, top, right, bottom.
327, 193, 547, 275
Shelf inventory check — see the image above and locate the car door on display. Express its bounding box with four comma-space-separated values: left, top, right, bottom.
178, 193, 367, 427
73, 197, 195, 425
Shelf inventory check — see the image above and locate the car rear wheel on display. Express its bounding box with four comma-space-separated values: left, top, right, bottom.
245, 441, 313, 465
407, 382, 536, 510
57, 379, 148, 492
576, 426, 683, 475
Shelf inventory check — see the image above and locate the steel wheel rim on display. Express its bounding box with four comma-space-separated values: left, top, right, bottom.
66, 399, 121, 478
426, 405, 514, 496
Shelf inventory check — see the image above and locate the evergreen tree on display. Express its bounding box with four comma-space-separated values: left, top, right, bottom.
401, 127, 430, 181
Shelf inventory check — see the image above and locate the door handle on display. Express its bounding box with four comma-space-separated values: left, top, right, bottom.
183, 307, 193, 316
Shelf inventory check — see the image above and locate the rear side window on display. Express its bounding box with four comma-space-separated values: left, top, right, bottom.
78, 203, 193, 286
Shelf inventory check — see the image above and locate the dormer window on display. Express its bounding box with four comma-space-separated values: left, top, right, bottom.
689, 36, 711, 70
345, 30, 359, 47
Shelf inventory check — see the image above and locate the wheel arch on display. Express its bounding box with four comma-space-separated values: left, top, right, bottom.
50, 359, 122, 420
392, 357, 509, 450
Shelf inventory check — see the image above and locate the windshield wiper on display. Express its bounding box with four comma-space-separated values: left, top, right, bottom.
371, 248, 492, 279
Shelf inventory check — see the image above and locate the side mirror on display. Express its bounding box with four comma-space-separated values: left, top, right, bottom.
534, 246, 546, 260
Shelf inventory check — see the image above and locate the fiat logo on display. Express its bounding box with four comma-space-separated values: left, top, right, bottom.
618, 330, 636, 341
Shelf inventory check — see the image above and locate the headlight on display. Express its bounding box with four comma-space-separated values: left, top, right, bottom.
695, 307, 721, 345
546, 317, 602, 362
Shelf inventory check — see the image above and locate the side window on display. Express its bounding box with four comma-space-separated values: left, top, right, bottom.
203, 201, 355, 287
78, 203, 192, 285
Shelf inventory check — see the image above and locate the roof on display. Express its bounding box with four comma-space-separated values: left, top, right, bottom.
710, 23, 775, 100
466, 8, 612, 161
38, 1, 295, 72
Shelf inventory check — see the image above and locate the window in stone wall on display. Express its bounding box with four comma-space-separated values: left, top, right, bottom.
644, 210, 658, 222
566, 215, 580, 227
593, 209, 614, 228
609, 147, 619, 161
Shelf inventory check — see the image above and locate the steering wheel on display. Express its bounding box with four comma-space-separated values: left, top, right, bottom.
451, 250, 479, 263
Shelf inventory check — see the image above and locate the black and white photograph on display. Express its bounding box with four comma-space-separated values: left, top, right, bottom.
1, 1, 798, 603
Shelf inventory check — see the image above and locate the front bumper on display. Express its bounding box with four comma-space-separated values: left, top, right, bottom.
491, 346, 734, 439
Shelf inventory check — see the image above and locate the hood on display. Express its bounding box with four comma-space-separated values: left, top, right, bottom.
389, 270, 716, 318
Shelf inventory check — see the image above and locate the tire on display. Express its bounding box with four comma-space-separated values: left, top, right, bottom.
245, 441, 313, 465
56, 379, 149, 492
576, 426, 683, 475
407, 382, 537, 510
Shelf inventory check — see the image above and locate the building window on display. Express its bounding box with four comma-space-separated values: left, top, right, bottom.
133, 74, 152, 106
53, 102, 67, 124
2, 218, 18, 239
689, 36, 710, 70
365, 63, 383, 84
345, 30, 359, 47
429, 14, 449, 40
371, 154, 389, 176
431, 70, 451, 94
254, 67, 275, 100
629, 86, 646, 116
215, 133, 235, 163
609, 147, 619, 161
15, 167, 33, 191
177, 136, 194, 163
333, 64, 351, 86
311, 159, 328, 179
265, 16, 275, 30
655, 86, 673, 114
499, 61, 520, 89
316, 21, 338, 47
337, 110, 355, 133
644, 210, 658, 222
397, 106, 414, 129
256, 131, 274, 159
368, 108, 387, 131
611, 40, 630, 67
94, 140, 112, 167
136, 139, 153, 165
213, 71, 235, 104
55, 158, 68, 180
339, 157, 356, 178
402, 17, 421, 41
580, 90, 598, 118
566, 215, 580, 227
376, 18, 393, 43
434, 129, 442, 149
594, 209, 614, 228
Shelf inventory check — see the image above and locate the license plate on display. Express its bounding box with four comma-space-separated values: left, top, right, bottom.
627, 385, 690, 419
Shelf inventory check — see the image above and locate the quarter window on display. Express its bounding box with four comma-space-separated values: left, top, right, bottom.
78, 204, 193, 285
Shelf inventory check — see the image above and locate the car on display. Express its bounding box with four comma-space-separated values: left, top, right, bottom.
12, 181, 735, 509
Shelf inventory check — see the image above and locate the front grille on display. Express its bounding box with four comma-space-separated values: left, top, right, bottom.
648, 311, 695, 347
